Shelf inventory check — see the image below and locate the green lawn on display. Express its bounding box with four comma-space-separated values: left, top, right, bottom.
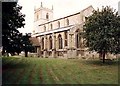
2, 56, 118, 84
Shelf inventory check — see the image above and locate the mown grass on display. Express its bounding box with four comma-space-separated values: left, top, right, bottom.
2, 56, 118, 84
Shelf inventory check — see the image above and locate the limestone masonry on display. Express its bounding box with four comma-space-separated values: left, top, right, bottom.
31, 3, 99, 59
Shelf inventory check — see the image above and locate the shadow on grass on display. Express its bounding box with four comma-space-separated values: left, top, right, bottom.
84, 59, 119, 66
2, 57, 30, 70
3, 63, 29, 70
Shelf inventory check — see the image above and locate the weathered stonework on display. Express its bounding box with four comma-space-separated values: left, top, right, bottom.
32, 4, 97, 59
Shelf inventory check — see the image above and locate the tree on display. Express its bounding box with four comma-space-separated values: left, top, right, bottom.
6, 33, 23, 56
83, 6, 120, 63
2, 2, 25, 56
21, 33, 35, 57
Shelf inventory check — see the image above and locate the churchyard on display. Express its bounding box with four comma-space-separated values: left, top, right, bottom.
2, 56, 118, 84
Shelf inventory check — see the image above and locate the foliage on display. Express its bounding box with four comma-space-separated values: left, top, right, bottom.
2, 2, 25, 55
21, 33, 35, 57
83, 6, 120, 63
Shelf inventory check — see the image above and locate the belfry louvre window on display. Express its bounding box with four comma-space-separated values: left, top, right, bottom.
46, 13, 49, 19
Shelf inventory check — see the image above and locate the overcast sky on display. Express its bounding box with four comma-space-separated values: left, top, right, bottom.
18, 0, 119, 34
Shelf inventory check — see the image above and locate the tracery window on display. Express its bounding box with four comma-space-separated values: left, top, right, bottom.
75, 29, 80, 48
64, 31, 68, 46
58, 34, 63, 49
41, 37, 44, 50
49, 36, 52, 49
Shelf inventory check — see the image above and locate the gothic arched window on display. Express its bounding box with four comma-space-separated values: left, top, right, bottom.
75, 29, 80, 48
46, 13, 49, 19
64, 31, 68, 46
41, 37, 44, 50
58, 34, 62, 49
49, 36, 52, 49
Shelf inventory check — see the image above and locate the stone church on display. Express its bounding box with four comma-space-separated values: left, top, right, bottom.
31, 3, 95, 58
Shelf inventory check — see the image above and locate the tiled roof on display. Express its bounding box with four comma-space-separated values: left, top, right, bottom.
29, 37, 40, 46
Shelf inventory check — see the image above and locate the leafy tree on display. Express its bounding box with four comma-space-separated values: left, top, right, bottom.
2, 2, 25, 56
6, 33, 23, 56
83, 6, 120, 63
21, 33, 35, 57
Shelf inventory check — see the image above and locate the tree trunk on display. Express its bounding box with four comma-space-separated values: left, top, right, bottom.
2, 47, 5, 56
25, 51, 28, 57
7, 52, 9, 57
102, 51, 105, 63
11, 52, 14, 56
99, 52, 102, 60
17, 52, 19, 55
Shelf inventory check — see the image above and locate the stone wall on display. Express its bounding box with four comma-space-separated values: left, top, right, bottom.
33, 6, 95, 58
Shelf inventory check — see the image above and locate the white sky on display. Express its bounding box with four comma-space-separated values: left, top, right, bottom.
18, 0, 119, 34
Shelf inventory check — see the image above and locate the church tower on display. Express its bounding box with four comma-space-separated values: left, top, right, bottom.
34, 2, 53, 33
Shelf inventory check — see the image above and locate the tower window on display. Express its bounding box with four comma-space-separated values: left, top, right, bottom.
46, 13, 49, 19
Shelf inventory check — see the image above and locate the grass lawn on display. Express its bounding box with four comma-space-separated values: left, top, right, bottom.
2, 56, 118, 84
